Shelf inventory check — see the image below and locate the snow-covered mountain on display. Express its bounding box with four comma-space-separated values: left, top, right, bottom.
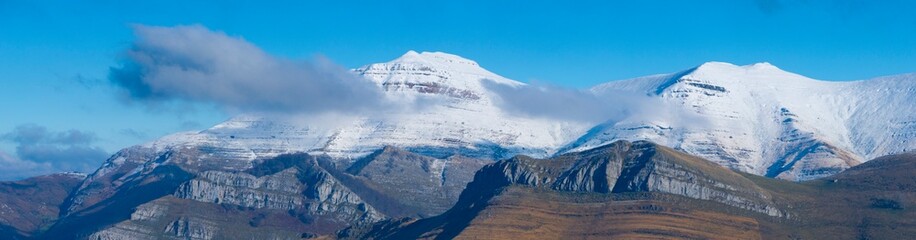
570, 62, 916, 180
102, 53, 913, 181
141, 51, 587, 164
54, 52, 592, 237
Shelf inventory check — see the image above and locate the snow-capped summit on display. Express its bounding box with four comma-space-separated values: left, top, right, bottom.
685, 61, 803, 80
578, 62, 915, 180
55, 54, 915, 240
592, 61, 813, 95
354, 51, 521, 105
99, 55, 913, 182
392, 50, 481, 67
137, 51, 586, 169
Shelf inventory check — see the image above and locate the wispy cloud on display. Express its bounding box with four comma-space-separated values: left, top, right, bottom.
105, 24, 706, 130
0, 150, 53, 181
1, 124, 109, 180
109, 24, 393, 115
754, 0, 783, 14
483, 81, 638, 123
484, 81, 707, 129
118, 128, 148, 139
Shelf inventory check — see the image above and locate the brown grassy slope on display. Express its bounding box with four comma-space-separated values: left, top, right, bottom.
745, 152, 916, 239
342, 187, 772, 240
454, 188, 762, 240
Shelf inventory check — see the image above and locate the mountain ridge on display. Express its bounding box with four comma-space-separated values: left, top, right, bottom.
96, 52, 915, 182
577, 60, 914, 180
341, 142, 916, 240
3, 141, 913, 239
64, 51, 916, 212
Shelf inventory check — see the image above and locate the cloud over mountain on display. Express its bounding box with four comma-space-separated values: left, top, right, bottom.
484, 81, 648, 123
104, 24, 707, 129
0, 149, 52, 180
109, 24, 390, 114
484, 81, 704, 127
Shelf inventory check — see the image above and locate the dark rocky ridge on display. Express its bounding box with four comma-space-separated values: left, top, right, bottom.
2, 141, 913, 239
341, 146, 488, 217
342, 141, 916, 239
469, 141, 785, 216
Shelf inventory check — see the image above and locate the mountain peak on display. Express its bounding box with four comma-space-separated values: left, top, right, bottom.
692, 61, 782, 74
355, 51, 522, 89
695, 61, 739, 68
591, 61, 806, 96
679, 61, 812, 85
749, 61, 776, 68
392, 50, 480, 67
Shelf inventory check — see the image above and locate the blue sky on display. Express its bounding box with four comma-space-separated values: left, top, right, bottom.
1, 0, 914, 178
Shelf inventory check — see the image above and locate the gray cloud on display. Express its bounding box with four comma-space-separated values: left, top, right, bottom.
4, 124, 97, 146
106, 24, 695, 126
109, 24, 390, 114
0, 150, 53, 181
484, 81, 651, 123
1, 124, 109, 180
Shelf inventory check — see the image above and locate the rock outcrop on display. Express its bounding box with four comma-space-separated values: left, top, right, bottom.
38, 145, 487, 239
470, 140, 786, 217
175, 169, 304, 210
343, 146, 488, 217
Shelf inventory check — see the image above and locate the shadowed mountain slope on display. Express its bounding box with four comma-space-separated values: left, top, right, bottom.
0, 173, 85, 239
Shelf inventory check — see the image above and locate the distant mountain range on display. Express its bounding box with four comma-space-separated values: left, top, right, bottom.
0, 52, 913, 239
121, 51, 914, 180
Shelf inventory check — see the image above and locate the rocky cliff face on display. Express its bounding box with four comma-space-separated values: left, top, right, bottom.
343, 146, 489, 217
37, 145, 487, 239
171, 160, 384, 225
87, 197, 311, 240
79, 153, 383, 239
63, 146, 161, 215
613, 145, 785, 217
174, 169, 305, 210
467, 140, 786, 217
